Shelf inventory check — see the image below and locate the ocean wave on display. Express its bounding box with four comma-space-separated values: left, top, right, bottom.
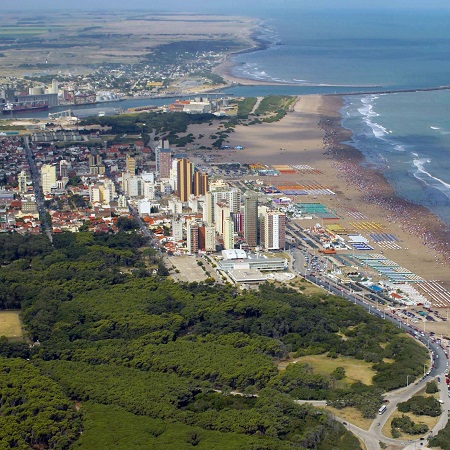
234, 62, 311, 84
365, 119, 389, 138
430, 126, 440, 130
357, 96, 390, 138
413, 157, 450, 197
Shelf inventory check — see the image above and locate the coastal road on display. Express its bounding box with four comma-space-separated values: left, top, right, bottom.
285, 224, 449, 447
299, 271, 449, 448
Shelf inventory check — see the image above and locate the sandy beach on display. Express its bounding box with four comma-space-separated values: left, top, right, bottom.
209, 95, 450, 289
213, 56, 294, 86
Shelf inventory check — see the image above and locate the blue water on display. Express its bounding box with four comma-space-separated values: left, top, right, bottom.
341, 91, 450, 226
232, 10, 450, 89
228, 9, 450, 228
16, 8, 450, 227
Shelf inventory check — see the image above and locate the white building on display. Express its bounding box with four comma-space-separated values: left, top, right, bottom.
125, 176, 142, 198
223, 217, 234, 250
41, 164, 56, 194
168, 198, 183, 215
172, 217, 184, 242
215, 202, 230, 236
261, 211, 286, 250
118, 195, 128, 210
188, 196, 199, 213
138, 199, 152, 215
89, 186, 101, 203
143, 181, 156, 200
205, 226, 216, 252
203, 188, 241, 226
18, 170, 27, 193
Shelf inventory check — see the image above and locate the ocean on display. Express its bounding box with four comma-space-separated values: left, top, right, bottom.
13, 8, 450, 228
228, 8, 450, 228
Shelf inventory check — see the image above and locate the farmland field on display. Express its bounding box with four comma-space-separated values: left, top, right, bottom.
0, 310, 23, 339
0, 27, 51, 38
0, 12, 253, 76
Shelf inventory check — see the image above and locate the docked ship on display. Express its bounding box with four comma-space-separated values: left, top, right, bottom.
96, 91, 123, 103
2, 100, 49, 114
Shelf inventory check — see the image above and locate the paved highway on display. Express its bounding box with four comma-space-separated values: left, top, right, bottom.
300, 276, 449, 449
287, 225, 449, 448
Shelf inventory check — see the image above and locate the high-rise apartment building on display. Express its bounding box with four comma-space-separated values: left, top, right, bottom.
243, 191, 258, 247
59, 160, 70, 178
203, 191, 214, 225
124, 176, 142, 197
187, 221, 199, 254
193, 171, 209, 196
155, 140, 171, 178
18, 170, 27, 193
215, 202, 230, 236
177, 158, 193, 202
126, 155, 136, 175
89, 153, 104, 175
203, 187, 240, 225
41, 164, 56, 194
228, 188, 241, 214
172, 217, 184, 242
159, 149, 172, 178
205, 226, 216, 252
231, 212, 244, 233
261, 211, 286, 250
223, 217, 235, 250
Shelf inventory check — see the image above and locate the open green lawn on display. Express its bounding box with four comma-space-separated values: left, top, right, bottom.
0, 310, 23, 339
280, 353, 376, 386
382, 410, 439, 440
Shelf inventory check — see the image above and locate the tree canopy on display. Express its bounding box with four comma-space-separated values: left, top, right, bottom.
0, 232, 430, 448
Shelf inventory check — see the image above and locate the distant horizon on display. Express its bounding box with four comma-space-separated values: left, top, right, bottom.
4, 0, 450, 14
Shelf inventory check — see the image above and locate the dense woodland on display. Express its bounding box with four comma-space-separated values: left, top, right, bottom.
0, 232, 429, 449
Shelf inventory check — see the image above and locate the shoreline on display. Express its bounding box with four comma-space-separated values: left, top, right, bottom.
209, 93, 450, 287
212, 53, 383, 89
319, 96, 450, 268
213, 24, 450, 94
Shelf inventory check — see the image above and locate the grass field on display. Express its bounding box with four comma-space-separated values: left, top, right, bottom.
0, 27, 50, 38
382, 409, 440, 439
321, 405, 373, 430
279, 354, 376, 386
0, 311, 23, 339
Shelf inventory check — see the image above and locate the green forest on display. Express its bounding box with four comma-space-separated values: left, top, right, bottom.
0, 232, 428, 449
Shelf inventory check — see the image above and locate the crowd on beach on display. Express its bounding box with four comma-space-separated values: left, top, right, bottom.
318, 113, 450, 267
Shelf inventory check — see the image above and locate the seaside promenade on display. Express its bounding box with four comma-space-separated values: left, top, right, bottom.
211, 94, 449, 289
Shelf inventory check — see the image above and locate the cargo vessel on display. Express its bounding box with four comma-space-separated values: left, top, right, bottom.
2, 100, 49, 114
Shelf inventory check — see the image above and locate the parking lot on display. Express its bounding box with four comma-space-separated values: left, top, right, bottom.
168, 255, 208, 283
